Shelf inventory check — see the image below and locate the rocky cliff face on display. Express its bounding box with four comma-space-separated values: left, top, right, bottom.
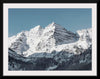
8, 45, 91, 70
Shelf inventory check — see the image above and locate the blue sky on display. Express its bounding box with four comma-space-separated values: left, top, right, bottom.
8, 8, 91, 37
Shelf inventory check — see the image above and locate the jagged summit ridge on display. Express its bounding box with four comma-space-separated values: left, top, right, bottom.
30, 25, 42, 32
35, 22, 78, 52
45, 22, 65, 31
8, 22, 92, 57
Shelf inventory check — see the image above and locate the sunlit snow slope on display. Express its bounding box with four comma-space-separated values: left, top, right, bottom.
8, 22, 92, 57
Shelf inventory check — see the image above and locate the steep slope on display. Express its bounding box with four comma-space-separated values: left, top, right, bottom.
77, 28, 92, 45
8, 22, 92, 57
35, 22, 78, 52
9, 32, 29, 55
51, 28, 92, 54
23, 25, 43, 56
8, 22, 92, 70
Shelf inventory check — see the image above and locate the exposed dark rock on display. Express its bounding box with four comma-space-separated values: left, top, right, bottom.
8, 46, 91, 70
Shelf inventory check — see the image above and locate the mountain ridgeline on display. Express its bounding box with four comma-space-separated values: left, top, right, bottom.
8, 22, 92, 70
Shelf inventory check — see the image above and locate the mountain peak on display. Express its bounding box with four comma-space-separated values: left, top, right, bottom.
17, 31, 26, 38
51, 21, 56, 25
8, 22, 92, 57
46, 22, 64, 30
33, 25, 42, 30
30, 25, 43, 33
50, 22, 60, 26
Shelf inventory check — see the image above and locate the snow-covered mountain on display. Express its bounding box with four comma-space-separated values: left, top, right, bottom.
8, 31, 29, 55
8, 45, 92, 70
35, 22, 78, 53
8, 22, 92, 57
8, 22, 92, 70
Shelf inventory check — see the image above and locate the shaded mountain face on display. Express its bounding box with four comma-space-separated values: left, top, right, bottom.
8, 45, 92, 70
42, 22, 78, 45
35, 22, 78, 52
